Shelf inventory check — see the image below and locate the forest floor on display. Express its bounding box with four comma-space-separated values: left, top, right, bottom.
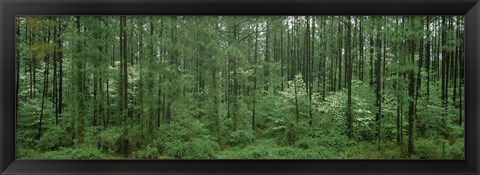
17, 127, 464, 160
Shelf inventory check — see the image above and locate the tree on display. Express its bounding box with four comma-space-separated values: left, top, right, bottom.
407, 17, 416, 157
375, 17, 382, 145
120, 16, 128, 124
346, 16, 353, 138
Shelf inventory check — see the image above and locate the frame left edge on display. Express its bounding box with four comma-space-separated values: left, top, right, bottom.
1, 1, 17, 174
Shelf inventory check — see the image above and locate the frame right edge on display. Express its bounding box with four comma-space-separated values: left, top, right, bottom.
465, 1, 480, 174
0, 0, 5, 173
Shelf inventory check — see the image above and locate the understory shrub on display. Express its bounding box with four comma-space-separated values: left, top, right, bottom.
97, 127, 123, 154
448, 138, 464, 159
41, 144, 105, 159
164, 138, 219, 159
228, 130, 254, 147
415, 138, 443, 159
37, 126, 69, 151
131, 144, 159, 159
70, 144, 106, 159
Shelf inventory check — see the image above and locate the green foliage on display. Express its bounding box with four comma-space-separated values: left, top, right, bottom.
154, 119, 209, 142
164, 138, 219, 159
127, 126, 146, 151
264, 115, 309, 146
16, 147, 41, 159
17, 97, 55, 146
448, 138, 464, 159
228, 130, 255, 147
415, 138, 444, 159
152, 118, 215, 157
231, 97, 253, 130
97, 127, 123, 154
69, 145, 107, 159
218, 139, 277, 159
131, 144, 159, 159
382, 147, 403, 159
37, 126, 69, 151
255, 91, 283, 130
83, 126, 100, 146
317, 133, 354, 151
342, 142, 381, 159
278, 74, 309, 119
16, 16, 465, 160
316, 80, 375, 138
219, 139, 341, 159
41, 144, 106, 159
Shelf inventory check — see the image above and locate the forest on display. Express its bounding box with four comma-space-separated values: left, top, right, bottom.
16, 16, 464, 159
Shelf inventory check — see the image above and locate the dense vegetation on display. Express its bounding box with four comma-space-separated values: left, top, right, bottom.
16, 16, 464, 159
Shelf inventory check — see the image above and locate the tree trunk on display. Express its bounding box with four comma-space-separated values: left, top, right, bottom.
375, 18, 382, 145
415, 30, 424, 113
369, 35, 374, 88
441, 16, 447, 120
38, 57, 49, 140
53, 18, 59, 125
346, 16, 353, 138
213, 66, 221, 145
426, 17, 431, 98
123, 17, 129, 122
252, 23, 259, 130
294, 75, 300, 123
359, 18, 364, 81
58, 20, 63, 118
407, 36, 416, 157
337, 20, 343, 90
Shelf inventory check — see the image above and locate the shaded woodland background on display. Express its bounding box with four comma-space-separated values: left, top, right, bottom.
16, 16, 464, 159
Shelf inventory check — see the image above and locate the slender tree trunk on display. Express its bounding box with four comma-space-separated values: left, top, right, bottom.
38, 20, 52, 140
415, 30, 424, 113
38, 58, 49, 140
252, 23, 259, 130
375, 18, 382, 146
58, 21, 63, 118
426, 17, 431, 98
459, 76, 463, 126
53, 18, 58, 125
441, 16, 448, 121
392, 18, 402, 148
309, 16, 314, 125
407, 34, 416, 157
265, 20, 269, 93
212, 65, 221, 145
294, 75, 300, 123
281, 24, 285, 91
382, 18, 387, 92
106, 70, 110, 128
321, 17, 327, 99
453, 19, 460, 105
459, 25, 464, 126
436, 20, 441, 83
119, 16, 128, 124
359, 18, 364, 81
346, 17, 353, 138
338, 20, 343, 90
369, 35, 374, 88
123, 17, 128, 122
32, 28, 37, 99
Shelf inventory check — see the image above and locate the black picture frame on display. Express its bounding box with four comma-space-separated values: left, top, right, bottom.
1, 0, 479, 175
